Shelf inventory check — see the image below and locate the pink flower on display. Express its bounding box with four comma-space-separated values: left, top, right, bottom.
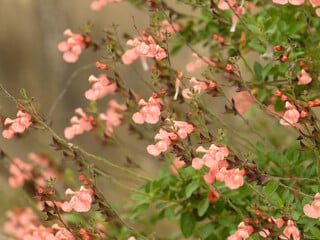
280, 220, 300, 240
2, 110, 32, 139
121, 32, 167, 68
272, 0, 304, 4
217, 167, 246, 190
218, 0, 236, 10
159, 20, 182, 36
280, 102, 300, 126
182, 77, 209, 99
99, 100, 127, 136
310, 0, 320, 5
170, 157, 186, 175
227, 222, 254, 240
297, 69, 312, 85
233, 91, 254, 115
58, 29, 87, 63
303, 193, 320, 219
185, 53, 218, 73
85, 74, 117, 101
3, 208, 39, 239
51, 224, 75, 239
61, 186, 94, 212
132, 97, 162, 124
192, 157, 204, 170
90, 0, 122, 11
147, 129, 176, 156
173, 120, 194, 139
8, 158, 33, 188
64, 108, 94, 139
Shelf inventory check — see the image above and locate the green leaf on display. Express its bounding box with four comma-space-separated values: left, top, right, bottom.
197, 198, 210, 217
268, 192, 283, 208
263, 181, 279, 196
180, 211, 196, 238
248, 39, 266, 53
253, 62, 263, 80
185, 180, 200, 198
274, 99, 285, 112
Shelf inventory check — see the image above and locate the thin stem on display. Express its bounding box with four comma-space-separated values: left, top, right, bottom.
46, 63, 94, 124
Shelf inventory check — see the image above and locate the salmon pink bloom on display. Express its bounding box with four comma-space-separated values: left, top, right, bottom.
233, 91, 254, 115
216, 167, 246, 190
3, 208, 39, 239
132, 97, 162, 124
297, 69, 312, 85
159, 20, 182, 38
192, 157, 205, 170
303, 193, 320, 219
85, 74, 117, 101
173, 121, 194, 139
280, 220, 300, 240
147, 129, 177, 156
185, 53, 217, 73
2, 110, 32, 139
58, 29, 87, 63
51, 224, 75, 239
61, 186, 94, 212
64, 108, 94, 139
90, 0, 122, 11
182, 77, 209, 99
272, 0, 304, 4
99, 100, 127, 136
227, 222, 254, 240
121, 32, 167, 69
8, 158, 33, 188
170, 157, 186, 175
280, 102, 300, 126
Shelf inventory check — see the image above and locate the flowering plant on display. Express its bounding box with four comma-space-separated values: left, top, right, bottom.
2, 0, 320, 239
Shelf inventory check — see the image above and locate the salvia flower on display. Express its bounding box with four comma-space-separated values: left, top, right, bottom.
85, 74, 117, 101
132, 97, 162, 124
279, 102, 300, 127
2, 110, 32, 139
61, 186, 94, 213
90, 0, 122, 11
99, 100, 127, 136
303, 193, 320, 219
64, 108, 94, 139
227, 222, 254, 240
58, 29, 88, 63
121, 32, 167, 70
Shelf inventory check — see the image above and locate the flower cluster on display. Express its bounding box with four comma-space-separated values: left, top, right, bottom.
132, 96, 162, 124
8, 153, 57, 188
2, 110, 32, 139
182, 77, 216, 100
147, 121, 194, 156
99, 100, 127, 137
64, 108, 94, 139
58, 29, 90, 63
227, 222, 254, 240
185, 53, 218, 73
192, 144, 245, 190
121, 32, 167, 69
61, 186, 94, 213
90, 0, 122, 11
85, 74, 117, 101
3, 208, 74, 240
273, 0, 320, 16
